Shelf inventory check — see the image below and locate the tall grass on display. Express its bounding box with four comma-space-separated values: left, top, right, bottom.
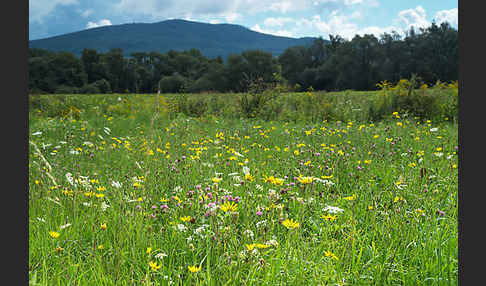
29, 87, 457, 285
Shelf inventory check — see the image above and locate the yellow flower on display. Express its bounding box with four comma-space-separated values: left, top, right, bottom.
149, 261, 162, 271
297, 176, 313, 184
97, 245, 104, 250
368, 205, 374, 210
220, 201, 238, 212
256, 243, 271, 249
394, 196, 404, 203
180, 216, 192, 222
343, 194, 356, 201
245, 173, 254, 182
324, 250, 339, 260
49, 231, 60, 238
212, 177, 222, 184
373, 134, 379, 139
320, 214, 337, 221
245, 243, 256, 251
56, 246, 64, 253
147, 247, 152, 255
100, 223, 107, 230
188, 265, 201, 273
282, 218, 299, 229
95, 193, 105, 198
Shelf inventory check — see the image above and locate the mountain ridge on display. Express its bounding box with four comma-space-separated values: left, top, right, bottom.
29, 19, 319, 58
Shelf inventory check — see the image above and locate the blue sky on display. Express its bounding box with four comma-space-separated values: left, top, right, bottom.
29, 0, 458, 40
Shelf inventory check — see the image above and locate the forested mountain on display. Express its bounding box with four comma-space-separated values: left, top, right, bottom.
29, 19, 316, 58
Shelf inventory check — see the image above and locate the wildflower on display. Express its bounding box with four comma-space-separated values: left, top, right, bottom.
282, 218, 299, 229
245, 173, 254, 182
394, 196, 404, 203
49, 231, 60, 238
155, 252, 168, 259
245, 243, 256, 251
188, 265, 201, 273
325, 250, 339, 260
97, 245, 104, 250
323, 206, 344, 214
368, 205, 374, 210
176, 224, 187, 232
320, 214, 337, 222
415, 209, 425, 216
100, 223, 107, 230
212, 177, 222, 183
147, 247, 152, 255
297, 176, 313, 185
220, 201, 238, 212
343, 194, 356, 201
180, 216, 192, 222
59, 223, 71, 230
149, 261, 162, 271
56, 246, 64, 253
256, 243, 271, 249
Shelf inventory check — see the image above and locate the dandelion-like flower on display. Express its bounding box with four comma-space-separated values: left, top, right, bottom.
324, 250, 339, 260
49, 231, 60, 238
149, 261, 162, 271
297, 176, 313, 184
220, 201, 238, 212
282, 218, 299, 229
180, 216, 192, 222
188, 265, 201, 273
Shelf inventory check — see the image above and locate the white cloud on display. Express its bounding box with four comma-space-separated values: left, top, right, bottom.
86, 19, 113, 29
263, 17, 294, 27
395, 5, 429, 31
29, 0, 79, 24
434, 8, 458, 27
251, 24, 294, 37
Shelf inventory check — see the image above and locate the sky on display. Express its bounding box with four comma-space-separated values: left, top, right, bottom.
29, 0, 458, 41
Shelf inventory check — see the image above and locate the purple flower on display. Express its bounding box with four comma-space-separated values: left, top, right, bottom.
151, 205, 157, 209
256, 211, 263, 216
207, 192, 213, 199
160, 204, 169, 210
136, 205, 142, 210
437, 210, 445, 216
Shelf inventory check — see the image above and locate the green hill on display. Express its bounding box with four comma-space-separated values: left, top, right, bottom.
29, 19, 317, 58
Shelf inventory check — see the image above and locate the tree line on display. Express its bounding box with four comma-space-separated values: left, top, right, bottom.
28, 22, 457, 94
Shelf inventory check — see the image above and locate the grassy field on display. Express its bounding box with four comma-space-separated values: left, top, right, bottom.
29, 91, 458, 285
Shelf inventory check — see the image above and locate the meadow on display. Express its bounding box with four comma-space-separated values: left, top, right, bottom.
28, 85, 458, 285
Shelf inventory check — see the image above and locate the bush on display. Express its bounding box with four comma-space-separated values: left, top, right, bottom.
80, 84, 100, 94
93, 79, 112, 94
159, 74, 190, 93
